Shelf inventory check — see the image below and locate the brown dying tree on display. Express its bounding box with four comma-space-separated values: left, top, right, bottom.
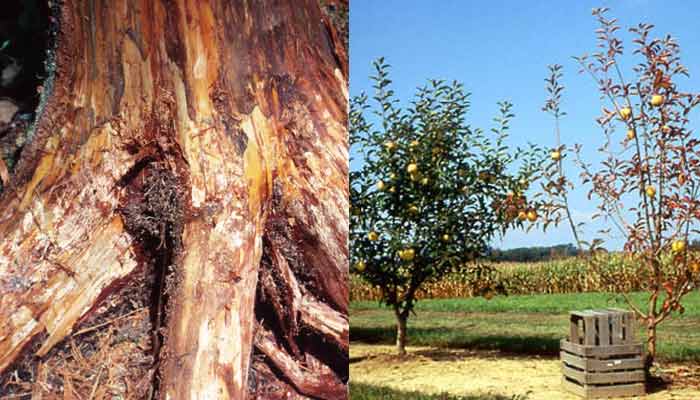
0, 0, 348, 399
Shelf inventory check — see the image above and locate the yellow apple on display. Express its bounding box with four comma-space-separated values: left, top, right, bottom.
408, 205, 419, 214
690, 262, 700, 274
441, 234, 451, 242
651, 94, 664, 107
407, 163, 418, 174
678, 174, 687, 186
389, 186, 396, 193
527, 210, 538, 222
672, 240, 686, 253
626, 129, 635, 140
518, 211, 527, 221
645, 185, 656, 198
399, 248, 415, 261
619, 107, 632, 120
409, 140, 419, 148
421, 177, 429, 185
550, 151, 561, 161
368, 231, 378, 241
385, 141, 396, 151
355, 260, 366, 272
376, 180, 385, 190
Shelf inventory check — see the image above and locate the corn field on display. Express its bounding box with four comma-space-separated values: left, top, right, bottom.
350, 255, 694, 301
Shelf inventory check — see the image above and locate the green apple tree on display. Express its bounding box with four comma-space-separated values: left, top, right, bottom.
350, 59, 546, 355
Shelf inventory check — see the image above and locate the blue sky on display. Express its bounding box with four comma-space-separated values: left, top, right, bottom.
350, 1, 700, 250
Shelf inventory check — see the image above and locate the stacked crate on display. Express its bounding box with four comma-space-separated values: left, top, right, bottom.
560, 309, 646, 398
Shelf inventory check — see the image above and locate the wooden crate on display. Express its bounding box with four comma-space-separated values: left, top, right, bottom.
561, 309, 646, 398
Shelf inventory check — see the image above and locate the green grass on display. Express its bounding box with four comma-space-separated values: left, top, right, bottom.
352, 291, 700, 316
351, 291, 700, 362
349, 383, 527, 400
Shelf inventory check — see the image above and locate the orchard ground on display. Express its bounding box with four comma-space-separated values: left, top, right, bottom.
350, 291, 700, 399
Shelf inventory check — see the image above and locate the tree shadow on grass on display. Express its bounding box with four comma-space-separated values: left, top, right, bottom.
351, 326, 395, 344
350, 382, 519, 400
351, 326, 561, 357
349, 355, 369, 364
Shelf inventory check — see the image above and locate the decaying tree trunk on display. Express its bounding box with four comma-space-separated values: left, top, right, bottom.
0, 1, 348, 399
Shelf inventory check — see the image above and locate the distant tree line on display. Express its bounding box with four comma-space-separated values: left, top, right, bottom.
489, 240, 700, 263
487, 243, 580, 262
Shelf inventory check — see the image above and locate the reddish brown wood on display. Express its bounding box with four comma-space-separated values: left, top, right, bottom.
0, 0, 348, 398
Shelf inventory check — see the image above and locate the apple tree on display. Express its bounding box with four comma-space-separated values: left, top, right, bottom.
350, 59, 546, 355
539, 8, 700, 370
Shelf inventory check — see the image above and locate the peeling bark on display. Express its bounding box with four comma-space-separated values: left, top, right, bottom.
0, 1, 348, 399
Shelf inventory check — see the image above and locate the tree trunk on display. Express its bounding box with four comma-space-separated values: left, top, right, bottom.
645, 323, 657, 373
395, 308, 408, 356
0, 1, 348, 399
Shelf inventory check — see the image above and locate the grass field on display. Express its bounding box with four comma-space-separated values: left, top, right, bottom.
351, 291, 700, 362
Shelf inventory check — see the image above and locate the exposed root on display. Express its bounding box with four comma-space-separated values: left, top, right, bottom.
252, 183, 349, 399
300, 295, 349, 353
254, 324, 346, 400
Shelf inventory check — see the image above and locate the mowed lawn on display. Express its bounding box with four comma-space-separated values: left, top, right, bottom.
351, 291, 700, 362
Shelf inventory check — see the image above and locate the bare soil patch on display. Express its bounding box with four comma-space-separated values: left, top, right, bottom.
350, 344, 700, 400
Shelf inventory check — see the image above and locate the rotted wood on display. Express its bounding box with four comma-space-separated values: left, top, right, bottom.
254, 323, 346, 400
0, 0, 348, 399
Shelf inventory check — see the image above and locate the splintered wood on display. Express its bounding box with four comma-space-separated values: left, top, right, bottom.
0, 0, 348, 399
